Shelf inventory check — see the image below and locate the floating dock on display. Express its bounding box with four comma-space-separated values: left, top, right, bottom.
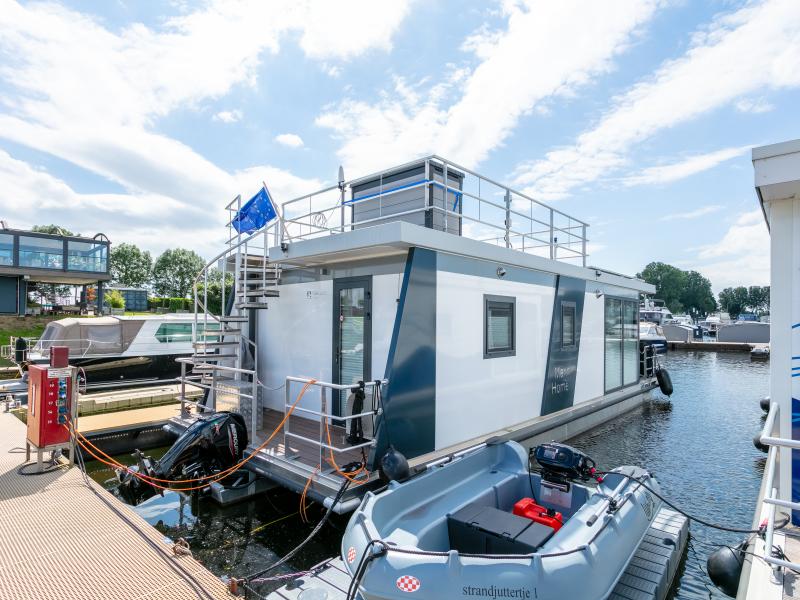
667, 341, 768, 353
0, 411, 231, 600
266, 508, 689, 600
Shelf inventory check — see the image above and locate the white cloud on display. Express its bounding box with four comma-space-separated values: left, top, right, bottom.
735, 97, 774, 114
213, 109, 242, 123
317, 0, 660, 173
694, 210, 770, 290
623, 146, 749, 187
513, 0, 800, 199
275, 133, 305, 148
0, 0, 411, 254
659, 205, 723, 221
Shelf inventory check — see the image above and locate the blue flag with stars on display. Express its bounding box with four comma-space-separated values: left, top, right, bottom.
232, 185, 278, 234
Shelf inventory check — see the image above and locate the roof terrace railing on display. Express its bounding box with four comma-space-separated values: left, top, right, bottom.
278, 155, 590, 266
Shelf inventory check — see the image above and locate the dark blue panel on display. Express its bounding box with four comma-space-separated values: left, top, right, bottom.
540, 276, 586, 416
370, 248, 436, 468
0, 276, 19, 314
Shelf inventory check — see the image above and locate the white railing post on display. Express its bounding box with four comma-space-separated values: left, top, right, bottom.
180, 361, 187, 418
582, 224, 587, 267
549, 210, 554, 260
251, 375, 258, 437
504, 189, 511, 248
320, 387, 327, 468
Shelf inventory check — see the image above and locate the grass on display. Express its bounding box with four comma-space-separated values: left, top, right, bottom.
0, 316, 52, 368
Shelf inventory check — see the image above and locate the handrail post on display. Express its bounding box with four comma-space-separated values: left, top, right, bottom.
443, 162, 449, 234
320, 387, 327, 468
251, 374, 258, 437
504, 189, 511, 248
549, 210, 554, 260
180, 361, 187, 418
582, 224, 587, 267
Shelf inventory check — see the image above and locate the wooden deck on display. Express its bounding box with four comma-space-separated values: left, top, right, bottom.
0, 412, 232, 600
255, 408, 369, 472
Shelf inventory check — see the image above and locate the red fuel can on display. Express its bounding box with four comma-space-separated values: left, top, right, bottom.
513, 498, 564, 532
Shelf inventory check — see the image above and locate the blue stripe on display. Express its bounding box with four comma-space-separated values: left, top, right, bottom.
793, 366, 800, 370
345, 178, 463, 208
793, 373, 800, 377
793, 356, 800, 360
793, 323, 800, 329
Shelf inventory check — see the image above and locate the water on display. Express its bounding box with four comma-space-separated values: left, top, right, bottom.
85, 350, 768, 598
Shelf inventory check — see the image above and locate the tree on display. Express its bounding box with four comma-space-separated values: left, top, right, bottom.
110, 243, 153, 288
747, 285, 770, 315
637, 262, 687, 313
718, 286, 750, 318
105, 289, 125, 309
197, 269, 234, 314
152, 248, 205, 298
32, 224, 77, 236
680, 271, 717, 318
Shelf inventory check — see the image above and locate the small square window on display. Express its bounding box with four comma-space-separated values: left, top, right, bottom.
561, 302, 576, 348
484, 295, 515, 358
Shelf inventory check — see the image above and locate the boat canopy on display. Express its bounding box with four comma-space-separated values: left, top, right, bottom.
36, 316, 144, 356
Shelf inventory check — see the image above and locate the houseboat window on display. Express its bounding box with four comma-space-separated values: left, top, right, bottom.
155, 323, 193, 343
484, 295, 515, 358
561, 302, 576, 348
67, 240, 108, 272
0, 234, 13, 265
18, 236, 63, 269
605, 298, 640, 391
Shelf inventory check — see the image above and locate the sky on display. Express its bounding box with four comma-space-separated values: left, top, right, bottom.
1, 0, 799, 292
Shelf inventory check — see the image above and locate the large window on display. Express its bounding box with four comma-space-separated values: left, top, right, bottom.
18, 236, 63, 269
155, 323, 192, 343
604, 297, 640, 392
561, 302, 576, 348
484, 295, 515, 358
0, 234, 12, 266
67, 240, 108, 272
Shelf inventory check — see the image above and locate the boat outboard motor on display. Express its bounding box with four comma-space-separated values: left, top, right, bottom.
707, 539, 747, 597
116, 411, 248, 505
533, 442, 598, 488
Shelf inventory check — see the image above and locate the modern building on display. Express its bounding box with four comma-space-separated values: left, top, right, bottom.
0, 227, 111, 315
106, 287, 148, 312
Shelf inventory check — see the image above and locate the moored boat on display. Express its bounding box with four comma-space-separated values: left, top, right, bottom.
341, 441, 664, 600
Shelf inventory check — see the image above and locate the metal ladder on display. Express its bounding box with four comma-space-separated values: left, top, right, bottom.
178, 195, 281, 429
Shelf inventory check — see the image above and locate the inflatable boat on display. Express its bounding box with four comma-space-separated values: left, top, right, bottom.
341, 440, 662, 600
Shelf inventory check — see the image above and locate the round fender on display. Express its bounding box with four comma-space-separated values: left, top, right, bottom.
656, 368, 673, 396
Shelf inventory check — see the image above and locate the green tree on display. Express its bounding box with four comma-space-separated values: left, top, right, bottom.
105, 289, 126, 309
110, 243, 153, 287
747, 285, 770, 315
152, 248, 205, 298
197, 269, 234, 315
32, 224, 77, 236
680, 270, 717, 318
637, 262, 687, 313
718, 286, 750, 318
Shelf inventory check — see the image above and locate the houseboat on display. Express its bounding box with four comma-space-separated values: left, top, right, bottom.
168, 156, 661, 511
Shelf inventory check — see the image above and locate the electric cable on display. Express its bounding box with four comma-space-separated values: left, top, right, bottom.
595, 471, 787, 534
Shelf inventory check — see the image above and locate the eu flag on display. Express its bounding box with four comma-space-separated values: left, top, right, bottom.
232, 186, 278, 234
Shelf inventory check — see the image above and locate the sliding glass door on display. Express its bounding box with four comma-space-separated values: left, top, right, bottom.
604, 298, 640, 392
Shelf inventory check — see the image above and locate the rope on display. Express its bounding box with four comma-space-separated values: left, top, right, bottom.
65, 379, 317, 492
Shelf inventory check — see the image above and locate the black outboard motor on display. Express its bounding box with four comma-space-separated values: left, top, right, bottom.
533, 442, 597, 488
117, 411, 248, 505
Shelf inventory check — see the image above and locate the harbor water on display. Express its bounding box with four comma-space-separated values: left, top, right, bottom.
85, 350, 768, 598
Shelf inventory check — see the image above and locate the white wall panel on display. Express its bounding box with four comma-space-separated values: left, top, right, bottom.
371, 273, 402, 380
435, 271, 554, 449
573, 290, 605, 405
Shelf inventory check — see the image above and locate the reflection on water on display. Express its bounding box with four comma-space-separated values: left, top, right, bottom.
84, 350, 768, 598
570, 351, 768, 598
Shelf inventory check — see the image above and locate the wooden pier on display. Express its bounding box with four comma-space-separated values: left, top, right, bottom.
0, 411, 232, 600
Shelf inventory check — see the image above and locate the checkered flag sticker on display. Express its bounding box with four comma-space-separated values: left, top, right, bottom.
396, 575, 421, 593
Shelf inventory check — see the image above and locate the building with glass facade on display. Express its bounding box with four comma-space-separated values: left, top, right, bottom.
0, 228, 111, 315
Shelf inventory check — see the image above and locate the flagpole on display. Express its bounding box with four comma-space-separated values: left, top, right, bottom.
263, 181, 290, 245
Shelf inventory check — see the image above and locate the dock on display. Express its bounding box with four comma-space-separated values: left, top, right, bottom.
667, 341, 768, 353
0, 411, 232, 600
266, 508, 689, 600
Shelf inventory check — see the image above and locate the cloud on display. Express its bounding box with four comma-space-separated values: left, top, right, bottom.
0, 0, 411, 254
317, 0, 660, 173
735, 97, 774, 114
659, 205, 723, 221
513, 0, 800, 199
694, 210, 770, 290
213, 110, 242, 123
275, 133, 305, 148
623, 146, 749, 187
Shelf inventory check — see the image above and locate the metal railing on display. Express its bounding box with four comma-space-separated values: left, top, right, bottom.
279, 155, 590, 266
283, 376, 385, 475
757, 401, 800, 581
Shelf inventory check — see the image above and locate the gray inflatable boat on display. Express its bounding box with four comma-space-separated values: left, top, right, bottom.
341, 441, 661, 599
